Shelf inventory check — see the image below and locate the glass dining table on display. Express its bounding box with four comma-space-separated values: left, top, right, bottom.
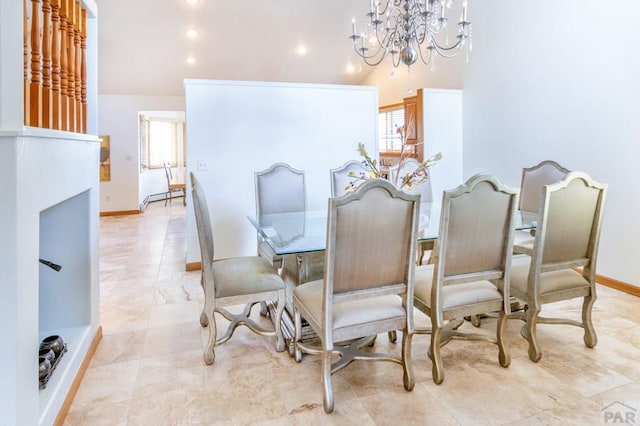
248, 203, 537, 354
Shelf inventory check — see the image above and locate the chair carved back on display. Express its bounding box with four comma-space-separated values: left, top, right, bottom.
432, 174, 518, 316
190, 173, 215, 291
532, 172, 608, 279
519, 160, 570, 213
255, 162, 305, 216
324, 178, 419, 307
329, 160, 371, 196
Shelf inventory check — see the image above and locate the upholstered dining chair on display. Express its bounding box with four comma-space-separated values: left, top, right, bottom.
331, 159, 399, 346
510, 171, 607, 362
519, 160, 571, 213
190, 172, 286, 365
514, 160, 570, 251
254, 162, 306, 268
329, 160, 372, 196
292, 178, 419, 413
413, 174, 517, 384
390, 158, 434, 265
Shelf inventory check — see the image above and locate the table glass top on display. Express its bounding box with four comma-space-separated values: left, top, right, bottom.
249, 203, 538, 256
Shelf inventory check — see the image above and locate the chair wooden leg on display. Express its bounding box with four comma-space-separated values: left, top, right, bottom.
388, 330, 397, 343
417, 245, 425, 265
582, 295, 598, 348
322, 349, 334, 413
274, 296, 285, 353
496, 311, 510, 368
430, 327, 444, 384
199, 273, 208, 327
402, 328, 415, 391
203, 310, 216, 365
523, 307, 542, 363
293, 308, 303, 363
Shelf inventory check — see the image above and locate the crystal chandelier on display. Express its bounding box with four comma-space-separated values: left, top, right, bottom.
349, 0, 472, 69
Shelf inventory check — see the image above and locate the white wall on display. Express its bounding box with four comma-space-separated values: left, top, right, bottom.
98, 95, 185, 212
184, 79, 378, 263
462, 0, 640, 286
421, 89, 463, 201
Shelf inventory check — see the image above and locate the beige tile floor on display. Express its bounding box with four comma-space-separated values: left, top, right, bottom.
65, 201, 640, 425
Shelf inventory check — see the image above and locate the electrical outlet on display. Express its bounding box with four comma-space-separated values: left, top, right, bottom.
197, 160, 208, 171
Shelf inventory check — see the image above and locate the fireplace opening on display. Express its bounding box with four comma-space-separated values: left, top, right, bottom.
38, 190, 91, 391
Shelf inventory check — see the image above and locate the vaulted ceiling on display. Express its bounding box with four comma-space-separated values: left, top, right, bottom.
96, 0, 375, 96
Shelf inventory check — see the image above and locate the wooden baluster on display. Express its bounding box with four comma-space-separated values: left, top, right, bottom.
29, 0, 42, 127
66, 0, 75, 132
74, 1, 82, 133
80, 8, 87, 133
24, 0, 30, 126
42, 0, 52, 128
59, 0, 68, 131
51, 0, 61, 130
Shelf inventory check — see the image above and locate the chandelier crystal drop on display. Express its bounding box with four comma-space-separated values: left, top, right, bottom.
349, 0, 472, 68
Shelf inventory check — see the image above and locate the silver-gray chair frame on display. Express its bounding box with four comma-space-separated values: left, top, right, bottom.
292, 178, 419, 413
191, 172, 286, 365
519, 160, 571, 213
331, 160, 399, 344
414, 174, 517, 384
515, 160, 571, 252
254, 162, 306, 269
510, 171, 608, 362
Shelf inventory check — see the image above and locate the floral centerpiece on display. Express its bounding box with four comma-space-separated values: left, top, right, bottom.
347, 139, 442, 192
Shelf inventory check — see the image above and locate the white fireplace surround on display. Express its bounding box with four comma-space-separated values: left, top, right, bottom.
0, 0, 99, 422
0, 129, 101, 425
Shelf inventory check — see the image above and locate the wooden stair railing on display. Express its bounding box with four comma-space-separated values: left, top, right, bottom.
23, 0, 88, 133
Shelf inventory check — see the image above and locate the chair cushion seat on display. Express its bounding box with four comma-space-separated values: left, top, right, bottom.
414, 265, 503, 310
213, 256, 284, 299
510, 256, 589, 296
294, 280, 406, 330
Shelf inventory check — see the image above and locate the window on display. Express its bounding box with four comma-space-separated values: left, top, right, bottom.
379, 105, 404, 152
149, 120, 178, 167
139, 116, 185, 169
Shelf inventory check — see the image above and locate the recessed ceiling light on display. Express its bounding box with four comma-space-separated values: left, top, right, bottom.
186, 29, 198, 39
186, 56, 196, 65
186, 0, 199, 4
295, 44, 307, 56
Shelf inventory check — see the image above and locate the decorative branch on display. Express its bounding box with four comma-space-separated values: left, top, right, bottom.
347, 143, 442, 191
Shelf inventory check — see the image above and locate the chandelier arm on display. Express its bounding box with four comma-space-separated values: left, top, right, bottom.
430, 37, 466, 58
417, 44, 434, 66
353, 43, 388, 63
361, 53, 391, 67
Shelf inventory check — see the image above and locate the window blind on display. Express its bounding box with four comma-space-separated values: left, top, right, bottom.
379, 107, 404, 151
139, 115, 149, 172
